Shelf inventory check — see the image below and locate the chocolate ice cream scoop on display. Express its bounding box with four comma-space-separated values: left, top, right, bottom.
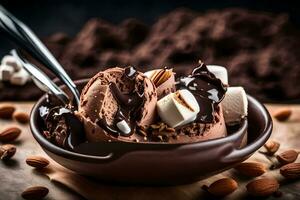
78, 66, 157, 142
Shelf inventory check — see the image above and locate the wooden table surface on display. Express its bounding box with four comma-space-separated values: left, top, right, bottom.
0, 102, 299, 200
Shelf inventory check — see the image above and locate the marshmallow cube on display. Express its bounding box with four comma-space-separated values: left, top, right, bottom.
10, 68, 30, 86
222, 87, 248, 125
157, 89, 199, 128
116, 120, 131, 134
207, 65, 228, 85
1, 55, 22, 71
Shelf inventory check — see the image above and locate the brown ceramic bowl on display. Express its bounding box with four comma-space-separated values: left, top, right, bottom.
30, 80, 272, 185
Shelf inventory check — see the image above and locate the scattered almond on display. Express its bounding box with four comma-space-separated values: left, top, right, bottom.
26, 156, 50, 169
246, 178, 279, 197
207, 178, 238, 197
264, 140, 280, 155
234, 162, 266, 177
13, 111, 30, 124
0, 127, 21, 142
280, 163, 300, 179
0, 144, 16, 160
21, 186, 49, 200
273, 108, 292, 121
276, 150, 299, 165
0, 103, 16, 119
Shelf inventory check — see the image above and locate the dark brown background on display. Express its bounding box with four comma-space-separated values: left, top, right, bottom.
0, 0, 299, 103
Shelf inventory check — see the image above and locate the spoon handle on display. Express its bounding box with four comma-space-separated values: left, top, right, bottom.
0, 5, 80, 106
11, 50, 70, 105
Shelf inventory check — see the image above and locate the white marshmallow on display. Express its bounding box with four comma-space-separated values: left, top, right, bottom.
1, 55, 22, 71
116, 120, 131, 134
222, 87, 248, 125
157, 89, 199, 128
0, 64, 15, 81
10, 68, 30, 86
207, 65, 228, 85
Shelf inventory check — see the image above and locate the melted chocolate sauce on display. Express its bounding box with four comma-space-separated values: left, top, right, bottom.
40, 94, 85, 149
178, 62, 227, 123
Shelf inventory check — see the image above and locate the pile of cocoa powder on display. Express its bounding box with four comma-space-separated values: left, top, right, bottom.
1, 8, 300, 102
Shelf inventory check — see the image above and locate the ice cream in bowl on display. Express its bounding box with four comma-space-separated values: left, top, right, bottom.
30, 62, 272, 184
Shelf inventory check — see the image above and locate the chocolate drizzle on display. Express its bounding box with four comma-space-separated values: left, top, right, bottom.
178, 62, 227, 123
96, 66, 145, 137
39, 94, 85, 149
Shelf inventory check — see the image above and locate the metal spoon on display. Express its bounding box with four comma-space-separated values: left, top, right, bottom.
11, 49, 70, 106
0, 5, 80, 106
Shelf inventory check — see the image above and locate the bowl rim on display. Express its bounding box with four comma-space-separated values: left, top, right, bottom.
30, 79, 271, 163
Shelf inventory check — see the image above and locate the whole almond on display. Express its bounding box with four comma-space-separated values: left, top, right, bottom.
13, 111, 29, 124
234, 162, 266, 177
276, 150, 299, 165
152, 69, 172, 86
0, 127, 21, 142
273, 108, 292, 121
280, 163, 300, 179
0, 144, 16, 160
26, 156, 50, 169
21, 186, 49, 200
207, 178, 238, 197
246, 178, 279, 197
0, 103, 16, 119
264, 140, 280, 155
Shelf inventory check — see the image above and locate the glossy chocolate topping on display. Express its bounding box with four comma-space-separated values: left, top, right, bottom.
178, 62, 227, 123
40, 95, 85, 149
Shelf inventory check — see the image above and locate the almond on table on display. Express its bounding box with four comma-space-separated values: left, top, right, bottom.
13, 111, 30, 124
246, 178, 279, 197
264, 140, 280, 155
280, 163, 300, 179
0, 103, 16, 119
26, 156, 50, 169
276, 150, 299, 165
206, 178, 238, 197
234, 162, 266, 177
0, 144, 16, 160
273, 108, 292, 121
0, 126, 21, 142
21, 186, 49, 200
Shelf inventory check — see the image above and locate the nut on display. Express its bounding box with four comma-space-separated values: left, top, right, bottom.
0, 103, 16, 119
207, 178, 238, 197
276, 150, 299, 165
264, 140, 280, 155
0, 127, 21, 142
21, 186, 49, 200
13, 111, 30, 124
273, 108, 292, 121
234, 162, 266, 177
0, 144, 16, 160
280, 163, 300, 179
26, 156, 50, 169
246, 178, 279, 197
151, 69, 172, 87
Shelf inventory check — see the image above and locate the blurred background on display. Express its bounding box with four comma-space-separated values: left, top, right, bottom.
0, 0, 299, 103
